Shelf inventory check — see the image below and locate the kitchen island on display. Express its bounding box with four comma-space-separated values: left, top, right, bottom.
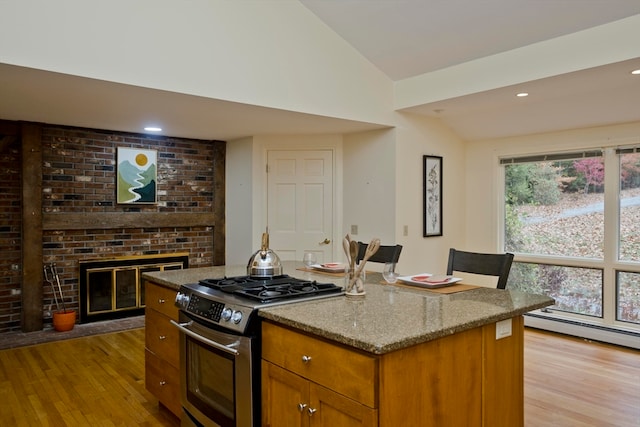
142, 261, 553, 427
257, 262, 553, 427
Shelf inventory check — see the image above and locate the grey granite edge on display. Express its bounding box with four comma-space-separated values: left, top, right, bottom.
141, 275, 181, 291
259, 299, 554, 355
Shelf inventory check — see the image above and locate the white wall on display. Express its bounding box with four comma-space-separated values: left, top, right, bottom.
225, 137, 255, 266
0, 0, 394, 127
393, 113, 467, 275
343, 129, 396, 249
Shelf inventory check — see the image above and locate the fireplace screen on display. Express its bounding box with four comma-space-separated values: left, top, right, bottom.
79, 253, 189, 323
87, 268, 140, 313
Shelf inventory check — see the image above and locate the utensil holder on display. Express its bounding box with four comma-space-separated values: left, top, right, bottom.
344, 268, 365, 296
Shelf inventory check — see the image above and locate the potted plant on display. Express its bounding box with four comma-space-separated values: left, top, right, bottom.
44, 263, 76, 331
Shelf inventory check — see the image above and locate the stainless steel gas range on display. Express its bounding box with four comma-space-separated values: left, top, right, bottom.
172, 274, 343, 427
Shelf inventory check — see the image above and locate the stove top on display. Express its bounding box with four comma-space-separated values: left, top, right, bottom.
175, 274, 343, 334
198, 275, 342, 303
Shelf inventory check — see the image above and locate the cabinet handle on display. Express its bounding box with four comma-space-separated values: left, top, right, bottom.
301, 355, 312, 363
158, 335, 166, 340
159, 381, 166, 386
308, 407, 317, 416
158, 298, 166, 304
297, 403, 307, 412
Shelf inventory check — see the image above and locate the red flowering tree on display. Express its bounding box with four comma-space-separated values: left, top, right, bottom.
620, 153, 640, 189
573, 158, 604, 193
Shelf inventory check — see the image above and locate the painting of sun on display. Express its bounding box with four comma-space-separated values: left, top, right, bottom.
117, 147, 157, 204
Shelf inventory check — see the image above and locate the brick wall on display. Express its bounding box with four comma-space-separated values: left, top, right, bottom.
0, 124, 224, 333
0, 143, 22, 331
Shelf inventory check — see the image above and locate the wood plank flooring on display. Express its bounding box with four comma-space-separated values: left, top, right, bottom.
0, 328, 179, 426
524, 328, 639, 427
0, 326, 637, 426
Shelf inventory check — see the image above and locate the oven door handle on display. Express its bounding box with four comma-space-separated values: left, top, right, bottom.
170, 320, 240, 356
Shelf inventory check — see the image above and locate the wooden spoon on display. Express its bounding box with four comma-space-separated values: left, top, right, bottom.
355, 238, 380, 280
349, 240, 358, 271
346, 240, 359, 292
343, 234, 351, 266
348, 238, 381, 292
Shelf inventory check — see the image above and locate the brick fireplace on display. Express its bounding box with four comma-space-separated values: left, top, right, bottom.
0, 121, 225, 333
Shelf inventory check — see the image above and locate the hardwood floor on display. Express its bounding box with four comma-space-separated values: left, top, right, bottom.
0, 326, 637, 426
0, 328, 179, 426
524, 328, 639, 427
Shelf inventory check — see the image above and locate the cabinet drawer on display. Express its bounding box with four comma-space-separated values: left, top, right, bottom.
145, 308, 180, 368
262, 322, 377, 407
145, 282, 179, 319
145, 349, 182, 417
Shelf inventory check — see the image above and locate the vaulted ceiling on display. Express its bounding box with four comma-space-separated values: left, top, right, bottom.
1, 1, 639, 142
300, 0, 640, 141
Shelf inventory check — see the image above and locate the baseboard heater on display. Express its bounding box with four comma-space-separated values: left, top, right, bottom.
525, 312, 640, 350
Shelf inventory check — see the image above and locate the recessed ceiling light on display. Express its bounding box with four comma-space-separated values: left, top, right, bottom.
516, 92, 529, 97
144, 126, 162, 132
632, 69, 640, 75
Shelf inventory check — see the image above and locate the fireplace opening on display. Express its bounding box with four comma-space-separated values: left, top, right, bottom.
79, 253, 189, 323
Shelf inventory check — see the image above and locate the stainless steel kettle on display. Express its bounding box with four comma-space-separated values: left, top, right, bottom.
247, 232, 283, 278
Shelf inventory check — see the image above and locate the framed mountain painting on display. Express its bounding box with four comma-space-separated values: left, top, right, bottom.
117, 147, 157, 204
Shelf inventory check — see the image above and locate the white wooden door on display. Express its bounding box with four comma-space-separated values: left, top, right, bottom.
267, 149, 334, 264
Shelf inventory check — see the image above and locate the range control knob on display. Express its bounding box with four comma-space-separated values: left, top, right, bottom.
231, 310, 243, 324
221, 308, 233, 322
175, 292, 190, 308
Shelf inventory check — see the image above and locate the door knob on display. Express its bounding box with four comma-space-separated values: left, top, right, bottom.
319, 238, 330, 245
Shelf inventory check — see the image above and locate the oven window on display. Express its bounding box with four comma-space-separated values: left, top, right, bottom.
186, 335, 235, 424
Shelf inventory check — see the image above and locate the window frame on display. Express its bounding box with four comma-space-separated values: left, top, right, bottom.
498, 146, 640, 336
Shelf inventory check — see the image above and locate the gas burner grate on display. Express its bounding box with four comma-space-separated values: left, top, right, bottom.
234, 281, 342, 303
199, 275, 289, 292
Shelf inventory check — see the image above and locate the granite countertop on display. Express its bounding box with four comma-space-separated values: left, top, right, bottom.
260, 281, 553, 354
142, 261, 554, 355
142, 264, 250, 290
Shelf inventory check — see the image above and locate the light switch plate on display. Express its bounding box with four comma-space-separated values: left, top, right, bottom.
351, 224, 358, 235
496, 318, 512, 340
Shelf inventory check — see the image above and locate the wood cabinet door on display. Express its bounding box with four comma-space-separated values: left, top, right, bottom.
309, 383, 377, 427
378, 326, 483, 427
482, 316, 524, 427
262, 361, 309, 427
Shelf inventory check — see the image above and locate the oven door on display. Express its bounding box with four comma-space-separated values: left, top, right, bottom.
171, 313, 257, 427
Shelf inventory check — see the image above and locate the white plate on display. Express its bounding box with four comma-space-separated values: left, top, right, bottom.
397, 273, 462, 288
310, 263, 346, 273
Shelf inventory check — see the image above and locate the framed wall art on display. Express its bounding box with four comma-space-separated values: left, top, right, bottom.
423, 155, 442, 237
117, 147, 157, 204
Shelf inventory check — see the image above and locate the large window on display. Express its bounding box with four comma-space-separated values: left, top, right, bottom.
502, 148, 640, 331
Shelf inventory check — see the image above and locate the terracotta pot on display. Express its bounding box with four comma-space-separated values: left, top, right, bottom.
53, 310, 76, 332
